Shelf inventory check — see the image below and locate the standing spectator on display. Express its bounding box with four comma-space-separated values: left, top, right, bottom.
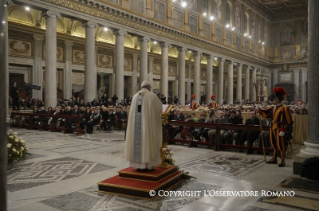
116, 106, 128, 131
11, 82, 20, 110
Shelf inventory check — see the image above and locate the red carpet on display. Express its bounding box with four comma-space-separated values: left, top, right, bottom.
98, 165, 184, 198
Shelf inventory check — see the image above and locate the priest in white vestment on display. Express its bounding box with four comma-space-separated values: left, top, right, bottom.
125, 81, 163, 170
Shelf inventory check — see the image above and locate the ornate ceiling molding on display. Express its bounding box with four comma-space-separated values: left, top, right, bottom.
37, 0, 270, 68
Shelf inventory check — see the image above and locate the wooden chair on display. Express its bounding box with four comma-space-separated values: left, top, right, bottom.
93, 119, 103, 133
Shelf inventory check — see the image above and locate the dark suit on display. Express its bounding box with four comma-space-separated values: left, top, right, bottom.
11, 85, 20, 110
116, 110, 127, 130
68, 109, 82, 127
170, 113, 185, 138
224, 116, 243, 145
239, 117, 260, 146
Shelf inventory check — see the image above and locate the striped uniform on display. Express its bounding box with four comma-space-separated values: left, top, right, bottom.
259, 104, 292, 165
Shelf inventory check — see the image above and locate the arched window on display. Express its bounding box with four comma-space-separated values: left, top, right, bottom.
226, 2, 231, 25
244, 13, 248, 34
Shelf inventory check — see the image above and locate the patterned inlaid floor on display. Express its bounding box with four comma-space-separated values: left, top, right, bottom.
178, 153, 265, 179
40, 181, 220, 211
7, 157, 115, 192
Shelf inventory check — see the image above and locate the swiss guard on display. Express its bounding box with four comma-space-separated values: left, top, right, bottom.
189, 94, 198, 110
259, 87, 292, 167
208, 94, 218, 109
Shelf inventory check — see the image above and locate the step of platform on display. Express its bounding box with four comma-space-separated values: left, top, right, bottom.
98, 166, 184, 199
118, 165, 178, 181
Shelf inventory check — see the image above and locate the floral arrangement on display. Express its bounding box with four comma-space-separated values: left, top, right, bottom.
7, 130, 29, 165
162, 148, 175, 165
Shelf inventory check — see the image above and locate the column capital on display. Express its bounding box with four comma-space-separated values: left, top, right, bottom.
33, 34, 44, 41
138, 36, 150, 42
193, 51, 202, 56
41, 10, 61, 19
64, 40, 73, 46
237, 62, 243, 67
218, 57, 225, 62
159, 42, 169, 48
206, 55, 213, 59
82, 21, 98, 28
227, 60, 234, 65
293, 69, 300, 73
114, 29, 127, 36
133, 53, 138, 59
177, 47, 187, 52
148, 56, 154, 62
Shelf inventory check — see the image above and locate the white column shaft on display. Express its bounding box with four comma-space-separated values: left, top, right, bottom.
64, 41, 73, 100
252, 67, 257, 101
148, 57, 154, 87
33, 35, 44, 99
160, 43, 169, 98
139, 37, 149, 83
43, 11, 61, 108
178, 48, 186, 105
244, 66, 250, 101
236, 64, 242, 102
301, 70, 308, 102
227, 61, 234, 104
206, 55, 213, 103
217, 59, 224, 104
194, 52, 201, 103
132, 53, 138, 93
187, 64, 192, 103
83, 22, 97, 103
114, 30, 125, 101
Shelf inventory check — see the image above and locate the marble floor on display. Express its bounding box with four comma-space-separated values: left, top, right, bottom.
6, 128, 319, 211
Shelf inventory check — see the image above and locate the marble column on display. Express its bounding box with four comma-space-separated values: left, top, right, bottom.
178, 47, 186, 105
273, 69, 278, 86
301, 69, 308, 102
114, 29, 126, 101
42, 11, 61, 108
251, 67, 257, 102
295, 0, 319, 171
227, 61, 234, 104
206, 55, 213, 104
244, 65, 250, 101
82, 22, 98, 103
139, 36, 149, 84
148, 57, 154, 87
160, 42, 169, 98
0, 1, 12, 209
236, 63, 243, 102
217, 58, 224, 104
193, 52, 201, 103
294, 69, 300, 100
64, 40, 73, 100
187, 64, 192, 103
132, 53, 138, 93
33, 34, 44, 99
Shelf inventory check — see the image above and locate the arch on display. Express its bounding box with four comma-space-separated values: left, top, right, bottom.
124, 35, 133, 48
97, 28, 114, 44
72, 21, 85, 37
8, 5, 33, 26
168, 46, 178, 58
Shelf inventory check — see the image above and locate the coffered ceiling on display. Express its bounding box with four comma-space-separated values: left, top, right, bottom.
245, 0, 308, 21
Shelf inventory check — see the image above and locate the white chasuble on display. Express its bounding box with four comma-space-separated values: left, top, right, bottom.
125, 88, 163, 169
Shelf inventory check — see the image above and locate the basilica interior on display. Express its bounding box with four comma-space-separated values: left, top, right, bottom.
2, 0, 319, 211
7, 0, 308, 105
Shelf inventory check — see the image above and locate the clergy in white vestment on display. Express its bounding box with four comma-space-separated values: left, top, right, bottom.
125, 81, 163, 170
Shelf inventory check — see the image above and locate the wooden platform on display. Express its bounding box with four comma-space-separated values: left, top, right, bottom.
98, 165, 184, 199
